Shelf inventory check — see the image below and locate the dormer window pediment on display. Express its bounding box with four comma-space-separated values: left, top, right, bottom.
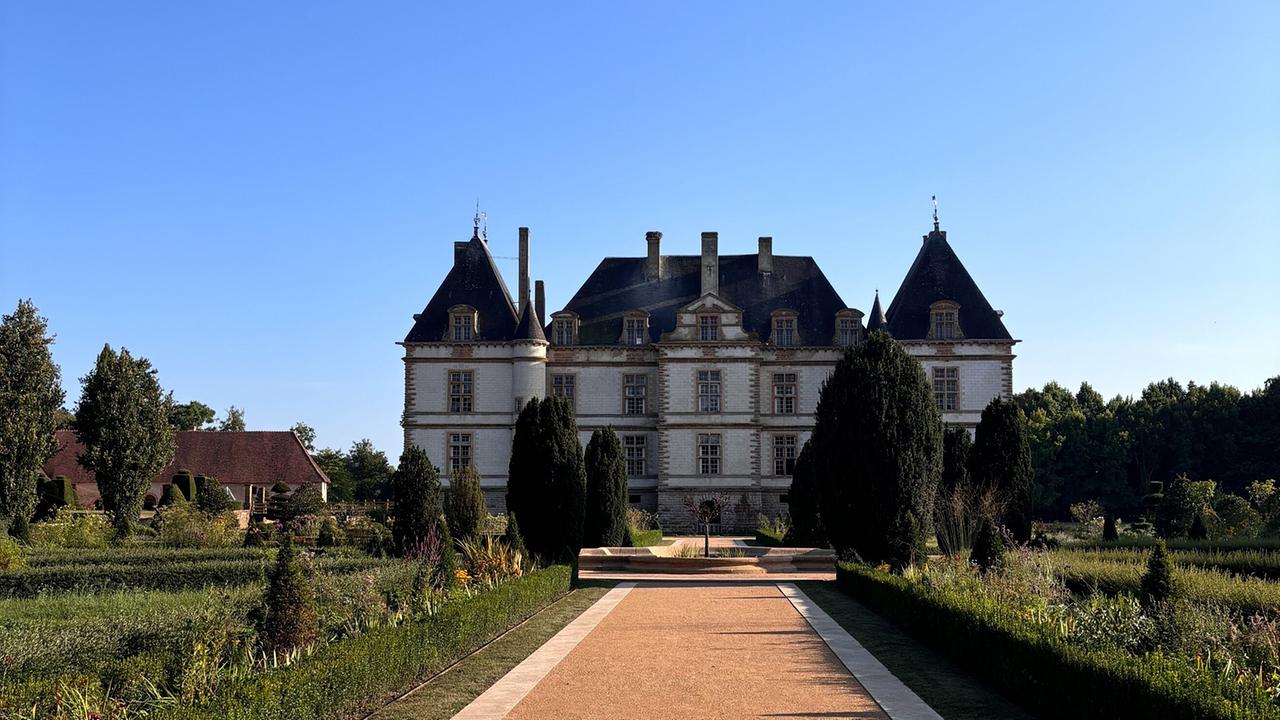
448, 305, 478, 342
928, 300, 963, 340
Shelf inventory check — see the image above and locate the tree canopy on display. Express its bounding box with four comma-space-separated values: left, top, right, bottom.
168, 400, 216, 431
0, 300, 65, 526
217, 405, 246, 432
784, 440, 823, 546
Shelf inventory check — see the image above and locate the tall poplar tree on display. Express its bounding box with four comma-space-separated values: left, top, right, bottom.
0, 300, 65, 527
74, 345, 175, 535
812, 332, 943, 566
583, 427, 628, 547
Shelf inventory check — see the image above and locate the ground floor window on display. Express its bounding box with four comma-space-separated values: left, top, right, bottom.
448, 432, 472, 474
933, 366, 959, 411
773, 434, 798, 475
624, 435, 647, 477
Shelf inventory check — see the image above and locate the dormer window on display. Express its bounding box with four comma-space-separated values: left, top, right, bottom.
448, 305, 478, 342
928, 301, 962, 340
551, 312, 579, 345
771, 310, 798, 347
835, 309, 863, 347
622, 312, 649, 346
698, 314, 719, 342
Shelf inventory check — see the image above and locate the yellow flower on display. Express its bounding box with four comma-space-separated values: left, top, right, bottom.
455, 568, 471, 585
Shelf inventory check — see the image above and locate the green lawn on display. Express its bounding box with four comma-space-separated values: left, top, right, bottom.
370, 584, 614, 720
796, 581, 1038, 720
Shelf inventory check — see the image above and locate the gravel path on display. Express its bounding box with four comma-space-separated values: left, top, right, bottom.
504, 583, 889, 720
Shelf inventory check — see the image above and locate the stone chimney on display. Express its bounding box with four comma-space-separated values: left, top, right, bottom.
700, 232, 719, 297
645, 231, 662, 281
518, 227, 530, 313
535, 280, 546, 326
758, 236, 773, 274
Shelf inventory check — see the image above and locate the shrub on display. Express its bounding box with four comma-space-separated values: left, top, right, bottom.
34, 475, 78, 520
1157, 474, 1198, 538
156, 505, 239, 548
1188, 512, 1208, 540
785, 441, 823, 546
284, 484, 325, 520
27, 507, 111, 548
243, 523, 268, 547
158, 483, 186, 508
0, 534, 25, 569
194, 475, 236, 515
1213, 494, 1261, 539
969, 398, 1034, 543
171, 471, 198, 501
459, 534, 523, 588
391, 446, 442, 556
1102, 514, 1119, 541
582, 428, 629, 548
1140, 541, 1178, 606
629, 529, 663, 547
970, 517, 1006, 573
364, 522, 395, 559
316, 516, 345, 547
444, 465, 486, 542
257, 537, 318, 653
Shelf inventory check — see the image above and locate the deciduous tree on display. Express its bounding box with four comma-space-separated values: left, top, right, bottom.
168, 401, 215, 431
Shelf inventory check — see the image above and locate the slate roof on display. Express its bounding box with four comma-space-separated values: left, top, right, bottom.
884, 229, 1012, 341
867, 292, 886, 332
513, 304, 546, 342
404, 232, 519, 343
553, 254, 854, 345
42, 430, 331, 490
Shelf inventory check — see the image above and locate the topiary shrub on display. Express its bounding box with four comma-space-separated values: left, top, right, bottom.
171, 470, 197, 502
316, 516, 345, 547
157, 483, 185, 508
258, 536, 318, 653
195, 475, 236, 515
34, 475, 78, 521
1103, 513, 1119, 541
1188, 512, 1208, 540
243, 522, 268, 547
969, 517, 1006, 574
1141, 540, 1178, 606
444, 465, 486, 542
582, 428, 629, 548
267, 482, 292, 519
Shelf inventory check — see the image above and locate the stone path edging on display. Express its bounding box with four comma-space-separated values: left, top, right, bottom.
778, 582, 944, 720
449, 582, 636, 720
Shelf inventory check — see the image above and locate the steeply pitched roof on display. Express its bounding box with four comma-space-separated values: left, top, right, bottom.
867, 291, 886, 332
42, 430, 331, 488
404, 233, 519, 342
513, 304, 546, 342
885, 229, 1012, 341
553, 254, 853, 345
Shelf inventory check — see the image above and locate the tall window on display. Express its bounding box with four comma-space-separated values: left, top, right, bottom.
773, 317, 796, 346
448, 370, 474, 412
624, 435, 647, 477
624, 317, 647, 345
550, 317, 576, 343
450, 311, 476, 341
772, 373, 797, 414
933, 366, 959, 411
773, 434, 798, 476
697, 370, 721, 412
552, 374, 575, 406
448, 433, 473, 474
837, 317, 860, 347
624, 374, 647, 415
698, 314, 719, 341
697, 433, 721, 475
930, 302, 961, 340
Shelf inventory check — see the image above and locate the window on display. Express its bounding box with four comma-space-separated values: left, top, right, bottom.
772, 373, 797, 414
624, 435, 647, 477
933, 366, 959, 411
552, 374, 575, 405
449, 307, 477, 341
773, 317, 796, 346
448, 433, 472, 474
929, 302, 962, 340
448, 370, 474, 412
696, 370, 721, 412
624, 374, 647, 415
697, 433, 721, 475
624, 317, 647, 345
773, 434, 798, 475
553, 319, 575, 345
514, 397, 524, 413
837, 317, 860, 347
698, 314, 719, 341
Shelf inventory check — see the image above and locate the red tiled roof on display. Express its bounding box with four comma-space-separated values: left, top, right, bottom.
43, 430, 331, 488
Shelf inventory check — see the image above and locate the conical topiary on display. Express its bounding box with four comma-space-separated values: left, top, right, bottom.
969, 517, 1006, 574
1103, 514, 1119, 541
1189, 512, 1208, 540
258, 536, 318, 652
1141, 540, 1178, 606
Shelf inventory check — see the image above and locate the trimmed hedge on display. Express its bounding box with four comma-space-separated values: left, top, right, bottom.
754, 528, 785, 547
0, 556, 391, 597
1059, 546, 1280, 581
148, 565, 572, 719
26, 547, 268, 568
835, 562, 1278, 720
629, 529, 663, 547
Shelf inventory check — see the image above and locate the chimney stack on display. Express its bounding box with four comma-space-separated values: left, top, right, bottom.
518, 227, 530, 313
534, 280, 546, 326
757, 236, 773, 274
645, 231, 662, 280
700, 232, 719, 297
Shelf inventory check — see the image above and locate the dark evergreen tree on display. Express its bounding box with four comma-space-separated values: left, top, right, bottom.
391, 446, 442, 556
1156, 474, 1197, 538
348, 439, 393, 501
1103, 513, 1119, 541
168, 401, 215, 431
1140, 540, 1178, 606
507, 397, 586, 562
267, 482, 291, 519
969, 516, 1006, 573
812, 332, 943, 566
170, 470, 197, 501
34, 475, 78, 520
503, 511, 529, 564
941, 426, 973, 493
1188, 511, 1208, 540
195, 475, 236, 515
283, 484, 325, 519
74, 344, 176, 536
969, 398, 1034, 543
258, 536, 318, 652
583, 428, 628, 547
785, 440, 823, 546
0, 300, 65, 528
157, 483, 185, 508
444, 465, 486, 541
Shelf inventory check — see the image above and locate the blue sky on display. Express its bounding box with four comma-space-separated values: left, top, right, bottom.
2, 2, 1277, 455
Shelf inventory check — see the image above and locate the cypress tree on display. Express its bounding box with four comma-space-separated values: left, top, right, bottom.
258, 536, 318, 652
507, 397, 586, 562
195, 475, 235, 515
391, 446, 442, 556
970, 516, 1006, 573
785, 440, 823, 546
74, 344, 176, 537
0, 300, 65, 529
969, 398, 1034, 543
1140, 540, 1178, 606
1188, 511, 1208, 540
545, 398, 586, 560
1103, 513, 1119, 541
941, 426, 973, 494
444, 464, 486, 541
583, 427, 628, 547
507, 398, 546, 556
812, 332, 943, 565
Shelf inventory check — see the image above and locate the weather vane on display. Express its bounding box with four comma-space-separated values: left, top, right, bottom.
473, 200, 488, 242
932, 195, 940, 232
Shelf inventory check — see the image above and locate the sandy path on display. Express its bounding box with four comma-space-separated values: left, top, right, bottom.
505, 583, 889, 720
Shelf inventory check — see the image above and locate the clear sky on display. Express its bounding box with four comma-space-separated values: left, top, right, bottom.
2, 2, 1277, 455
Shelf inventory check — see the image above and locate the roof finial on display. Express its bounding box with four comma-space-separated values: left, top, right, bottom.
473, 200, 488, 242
931, 195, 940, 232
